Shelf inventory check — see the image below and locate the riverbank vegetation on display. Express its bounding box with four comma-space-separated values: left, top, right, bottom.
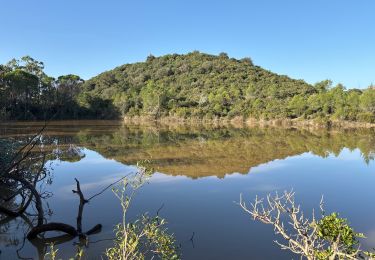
1, 52, 374, 124
239, 191, 375, 259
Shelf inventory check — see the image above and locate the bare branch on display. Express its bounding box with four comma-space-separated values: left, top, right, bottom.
239, 190, 368, 260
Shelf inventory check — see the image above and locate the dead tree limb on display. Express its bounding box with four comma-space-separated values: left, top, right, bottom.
72, 178, 88, 236
27, 222, 78, 240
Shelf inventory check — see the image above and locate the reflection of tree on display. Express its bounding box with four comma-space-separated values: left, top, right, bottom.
0, 126, 48, 223
1, 122, 374, 258
2, 124, 375, 178
52, 144, 85, 162
38, 124, 375, 178
0, 131, 102, 259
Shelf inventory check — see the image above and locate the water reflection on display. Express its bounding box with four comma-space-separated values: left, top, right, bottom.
3, 121, 374, 177
0, 121, 375, 259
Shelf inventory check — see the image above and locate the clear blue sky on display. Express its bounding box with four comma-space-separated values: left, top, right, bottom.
1, 0, 374, 88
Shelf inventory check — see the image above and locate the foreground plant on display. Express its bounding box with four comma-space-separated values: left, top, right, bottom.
105, 163, 180, 260
44, 243, 58, 260
239, 190, 374, 260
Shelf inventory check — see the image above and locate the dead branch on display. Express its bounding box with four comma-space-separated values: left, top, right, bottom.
27, 222, 78, 240
239, 191, 368, 260
72, 178, 88, 236
86, 173, 131, 202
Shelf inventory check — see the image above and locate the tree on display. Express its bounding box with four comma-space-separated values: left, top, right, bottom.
52, 75, 84, 118
140, 81, 166, 117
146, 54, 156, 62
219, 52, 229, 59
240, 57, 253, 66
0, 65, 10, 118
288, 95, 307, 118
360, 88, 375, 113
358, 88, 375, 123
1, 57, 53, 119
19, 56, 45, 78
314, 80, 332, 93
5, 56, 45, 78
3, 69, 39, 119
330, 84, 347, 119
56, 74, 84, 101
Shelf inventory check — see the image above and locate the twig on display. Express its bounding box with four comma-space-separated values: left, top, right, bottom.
156, 203, 165, 217
87, 173, 133, 202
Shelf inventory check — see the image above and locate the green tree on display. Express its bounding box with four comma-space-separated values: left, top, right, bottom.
140, 81, 166, 117
358, 88, 375, 122
288, 95, 307, 118
360, 88, 375, 113
3, 69, 39, 119
314, 80, 332, 93
56, 74, 84, 101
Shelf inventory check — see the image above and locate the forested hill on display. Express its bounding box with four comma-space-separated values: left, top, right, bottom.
82, 52, 316, 119
82, 51, 374, 122
1, 52, 374, 122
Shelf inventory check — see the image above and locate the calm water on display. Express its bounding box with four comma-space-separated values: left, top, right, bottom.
1, 121, 375, 260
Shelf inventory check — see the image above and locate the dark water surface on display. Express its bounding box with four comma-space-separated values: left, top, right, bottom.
1, 121, 375, 259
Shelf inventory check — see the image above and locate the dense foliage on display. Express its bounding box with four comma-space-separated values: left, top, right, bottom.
316, 213, 364, 259
83, 52, 375, 122
0, 56, 118, 120
1, 52, 374, 122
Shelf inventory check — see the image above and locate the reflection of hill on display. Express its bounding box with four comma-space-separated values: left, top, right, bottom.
82, 127, 375, 178
1, 122, 375, 178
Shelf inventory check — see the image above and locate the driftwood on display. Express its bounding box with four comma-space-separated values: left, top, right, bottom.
73, 178, 88, 236
27, 222, 78, 239
26, 178, 102, 240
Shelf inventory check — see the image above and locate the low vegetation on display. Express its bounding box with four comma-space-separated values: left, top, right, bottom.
239, 190, 375, 259
106, 168, 180, 260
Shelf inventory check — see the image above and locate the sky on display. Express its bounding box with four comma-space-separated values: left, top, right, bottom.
0, 0, 374, 88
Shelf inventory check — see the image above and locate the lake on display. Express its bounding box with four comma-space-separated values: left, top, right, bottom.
1, 121, 375, 259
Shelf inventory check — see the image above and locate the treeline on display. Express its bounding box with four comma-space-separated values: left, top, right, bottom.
1, 52, 375, 122
0, 56, 118, 120
84, 51, 375, 123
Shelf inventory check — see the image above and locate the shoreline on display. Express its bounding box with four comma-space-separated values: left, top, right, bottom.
1, 117, 374, 130
123, 116, 375, 129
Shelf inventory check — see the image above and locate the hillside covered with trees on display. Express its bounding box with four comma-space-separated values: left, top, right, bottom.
1, 52, 374, 123
83, 52, 375, 123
